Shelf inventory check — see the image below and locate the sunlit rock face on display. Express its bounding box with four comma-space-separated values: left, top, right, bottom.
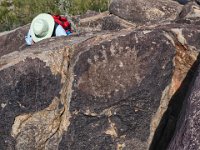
1, 0, 200, 150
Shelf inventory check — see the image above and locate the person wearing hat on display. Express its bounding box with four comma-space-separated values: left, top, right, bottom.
25, 13, 71, 45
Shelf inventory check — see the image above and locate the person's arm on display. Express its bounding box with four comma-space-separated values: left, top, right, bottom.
25, 29, 34, 45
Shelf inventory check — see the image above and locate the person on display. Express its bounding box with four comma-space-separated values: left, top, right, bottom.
25, 13, 71, 45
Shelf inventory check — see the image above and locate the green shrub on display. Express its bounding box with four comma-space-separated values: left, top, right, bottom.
0, 0, 61, 31
65, 0, 110, 15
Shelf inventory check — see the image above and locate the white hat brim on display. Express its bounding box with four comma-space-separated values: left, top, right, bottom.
30, 13, 55, 42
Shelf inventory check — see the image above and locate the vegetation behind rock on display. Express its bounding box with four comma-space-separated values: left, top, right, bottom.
0, 0, 109, 32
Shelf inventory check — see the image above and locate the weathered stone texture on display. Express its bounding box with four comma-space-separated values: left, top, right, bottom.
58, 27, 198, 149
0, 25, 29, 57
176, 1, 200, 25
168, 60, 200, 150
109, 0, 182, 24
78, 12, 135, 33
0, 58, 62, 149
1, 0, 200, 149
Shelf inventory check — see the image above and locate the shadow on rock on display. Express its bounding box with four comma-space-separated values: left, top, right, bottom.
150, 53, 200, 150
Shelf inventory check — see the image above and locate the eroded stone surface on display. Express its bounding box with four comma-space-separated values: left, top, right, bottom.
109, 0, 182, 24
58, 23, 200, 149
176, 1, 200, 25
58, 28, 188, 149
0, 58, 62, 149
78, 12, 135, 32
0, 25, 29, 57
12, 98, 64, 150
1, 2, 200, 149
168, 59, 200, 150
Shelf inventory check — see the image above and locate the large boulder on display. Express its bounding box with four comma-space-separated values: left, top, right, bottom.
109, 0, 183, 24
1, 2, 200, 149
1, 16, 200, 149
59, 24, 200, 150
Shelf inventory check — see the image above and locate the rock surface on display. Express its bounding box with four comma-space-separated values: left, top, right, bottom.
176, 1, 200, 25
1, 0, 200, 150
167, 56, 200, 149
0, 24, 29, 57
109, 0, 183, 24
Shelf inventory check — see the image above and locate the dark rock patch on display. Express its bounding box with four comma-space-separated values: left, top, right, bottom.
0, 25, 29, 57
0, 58, 62, 149
59, 114, 116, 150
101, 15, 124, 31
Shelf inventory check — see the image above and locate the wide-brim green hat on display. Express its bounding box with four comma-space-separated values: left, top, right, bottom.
30, 13, 55, 42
